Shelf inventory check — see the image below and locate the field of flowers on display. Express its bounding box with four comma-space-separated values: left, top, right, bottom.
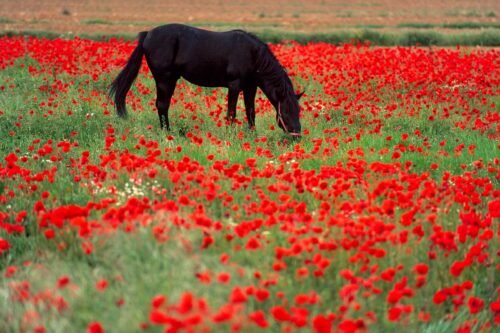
0, 36, 499, 332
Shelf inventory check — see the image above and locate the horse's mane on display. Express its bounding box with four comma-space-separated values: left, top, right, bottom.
237, 30, 295, 99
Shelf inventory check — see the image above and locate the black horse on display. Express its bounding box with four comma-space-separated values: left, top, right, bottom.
109, 24, 302, 136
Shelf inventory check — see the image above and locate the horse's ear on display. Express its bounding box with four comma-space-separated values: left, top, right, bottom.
296, 91, 305, 100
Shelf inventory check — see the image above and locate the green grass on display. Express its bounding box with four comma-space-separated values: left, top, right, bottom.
192, 21, 281, 29
446, 9, 497, 18
397, 22, 500, 29
82, 19, 114, 25
443, 22, 500, 29
254, 29, 500, 46
0, 228, 242, 332
397, 23, 436, 29
0, 17, 15, 24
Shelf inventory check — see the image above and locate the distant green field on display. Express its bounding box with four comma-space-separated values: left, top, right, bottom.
2, 27, 500, 46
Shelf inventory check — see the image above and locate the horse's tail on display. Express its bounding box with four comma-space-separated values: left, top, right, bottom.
109, 31, 148, 118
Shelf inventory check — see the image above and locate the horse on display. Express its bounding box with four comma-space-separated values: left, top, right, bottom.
109, 24, 303, 136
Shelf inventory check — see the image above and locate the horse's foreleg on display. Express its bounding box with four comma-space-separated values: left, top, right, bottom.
156, 79, 177, 130
243, 85, 257, 129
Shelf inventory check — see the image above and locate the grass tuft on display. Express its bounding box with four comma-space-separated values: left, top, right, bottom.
82, 19, 114, 25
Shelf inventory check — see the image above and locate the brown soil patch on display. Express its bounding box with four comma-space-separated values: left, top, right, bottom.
0, 0, 498, 35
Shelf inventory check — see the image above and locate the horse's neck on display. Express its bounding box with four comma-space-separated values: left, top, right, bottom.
257, 72, 288, 108
257, 83, 278, 109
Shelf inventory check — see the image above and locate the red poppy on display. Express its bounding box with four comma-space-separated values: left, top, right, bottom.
271, 305, 290, 322
249, 310, 269, 328
467, 296, 484, 314
87, 321, 105, 333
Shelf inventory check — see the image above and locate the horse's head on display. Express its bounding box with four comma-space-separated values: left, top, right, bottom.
277, 91, 304, 137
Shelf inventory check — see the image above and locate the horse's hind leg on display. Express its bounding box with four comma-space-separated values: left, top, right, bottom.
226, 80, 241, 123
243, 85, 257, 129
155, 78, 177, 130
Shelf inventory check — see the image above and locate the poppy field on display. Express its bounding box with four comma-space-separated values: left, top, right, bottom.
0, 36, 499, 332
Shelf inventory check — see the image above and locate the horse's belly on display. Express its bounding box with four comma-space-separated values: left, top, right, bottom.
180, 65, 231, 88
182, 74, 228, 87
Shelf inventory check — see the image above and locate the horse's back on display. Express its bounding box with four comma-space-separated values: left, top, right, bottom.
145, 24, 258, 56
143, 24, 261, 87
